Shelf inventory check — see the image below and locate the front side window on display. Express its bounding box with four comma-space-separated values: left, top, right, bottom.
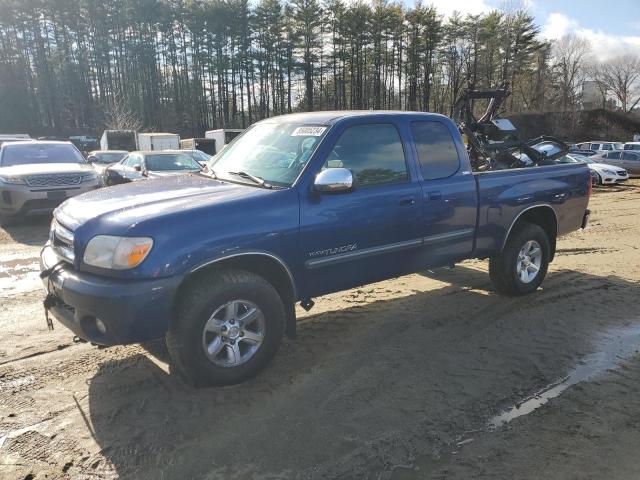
0, 143, 85, 167
212, 123, 328, 187
323, 123, 408, 187
606, 151, 621, 160
411, 122, 460, 180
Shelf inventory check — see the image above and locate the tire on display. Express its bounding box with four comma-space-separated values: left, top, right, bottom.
166, 268, 286, 387
593, 172, 602, 186
489, 222, 550, 296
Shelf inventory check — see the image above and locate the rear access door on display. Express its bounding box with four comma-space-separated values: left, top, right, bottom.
409, 120, 478, 267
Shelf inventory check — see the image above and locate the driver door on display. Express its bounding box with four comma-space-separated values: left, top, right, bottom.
299, 122, 423, 297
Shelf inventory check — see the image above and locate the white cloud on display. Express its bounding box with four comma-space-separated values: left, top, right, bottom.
422, 0, 493, 18
541, 12, 640, 61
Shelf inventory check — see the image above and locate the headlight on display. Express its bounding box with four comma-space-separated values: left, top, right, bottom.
602, 169, 616, 175
83, 235, 153, 269
80, 172, 98, 182
0, 175, 25, 184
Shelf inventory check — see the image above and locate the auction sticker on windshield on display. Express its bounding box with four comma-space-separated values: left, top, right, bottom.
291, 126, 327, 137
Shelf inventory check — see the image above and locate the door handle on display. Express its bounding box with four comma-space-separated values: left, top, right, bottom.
428, 191, 442, 201
399, 197, 415, 206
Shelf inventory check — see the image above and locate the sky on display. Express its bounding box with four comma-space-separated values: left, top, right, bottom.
423, 0, 640, 60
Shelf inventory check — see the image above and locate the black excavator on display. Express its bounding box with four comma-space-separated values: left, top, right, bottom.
452, 81, 568, 171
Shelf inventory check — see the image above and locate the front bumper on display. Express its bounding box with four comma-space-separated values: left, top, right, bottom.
40, 245, 182, 345
0, 181, 100, 216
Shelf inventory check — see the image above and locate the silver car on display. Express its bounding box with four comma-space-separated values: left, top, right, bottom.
0, 141, 100, 226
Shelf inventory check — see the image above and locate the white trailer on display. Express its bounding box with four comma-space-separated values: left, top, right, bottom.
137, 133, 180, 151
100, 130, 137, 151
204, 129, 243, 154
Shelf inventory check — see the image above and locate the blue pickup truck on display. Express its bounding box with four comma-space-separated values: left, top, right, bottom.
40, 112, 591, 386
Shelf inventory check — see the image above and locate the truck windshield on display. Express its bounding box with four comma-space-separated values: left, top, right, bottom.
1, 143, 86, 167
211, 123, 328, 187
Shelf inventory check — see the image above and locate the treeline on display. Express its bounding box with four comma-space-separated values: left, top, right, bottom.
0, 0, 560, 136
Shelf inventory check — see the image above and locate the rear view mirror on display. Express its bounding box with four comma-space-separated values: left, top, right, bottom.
314, 168, 353, 193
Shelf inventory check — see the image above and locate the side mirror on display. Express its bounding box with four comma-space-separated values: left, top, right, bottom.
314, 168, 353, 193
134, 165, 142, 172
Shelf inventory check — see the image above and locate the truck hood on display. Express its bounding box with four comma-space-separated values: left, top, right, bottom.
0, 162, 93, 176
55, 173, 262, 230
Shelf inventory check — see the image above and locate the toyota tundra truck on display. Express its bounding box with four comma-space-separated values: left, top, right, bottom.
40, 112, 591, 386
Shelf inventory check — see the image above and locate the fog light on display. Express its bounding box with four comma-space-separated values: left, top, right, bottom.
95, 318, 107, 334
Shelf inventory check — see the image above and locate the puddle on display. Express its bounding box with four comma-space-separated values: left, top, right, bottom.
0, 252, 41, 296
489, 323, 640, 429
392, 323, 640, 479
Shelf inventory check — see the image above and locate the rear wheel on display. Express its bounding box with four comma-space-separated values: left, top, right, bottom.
166, 269, 286, 387
489, 223, 550, 296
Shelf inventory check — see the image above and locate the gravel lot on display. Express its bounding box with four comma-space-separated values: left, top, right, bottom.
1, 180, 639, 479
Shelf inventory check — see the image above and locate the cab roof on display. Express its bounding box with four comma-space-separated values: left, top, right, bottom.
256, 110, 449, 125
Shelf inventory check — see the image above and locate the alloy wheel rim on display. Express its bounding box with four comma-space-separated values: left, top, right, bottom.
201, 299, 265, 367
516, 240, 542, 284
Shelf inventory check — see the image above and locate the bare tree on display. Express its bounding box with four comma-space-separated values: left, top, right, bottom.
104, 95, 143, 131
550, 33, 591, 111
593, 54, 640, 112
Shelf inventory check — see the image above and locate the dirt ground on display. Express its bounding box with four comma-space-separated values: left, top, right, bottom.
1, 180, 639, 480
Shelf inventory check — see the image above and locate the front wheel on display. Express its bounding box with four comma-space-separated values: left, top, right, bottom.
489, 223, 550, 296
166, 269, 286, 387
592, 172, 602, 186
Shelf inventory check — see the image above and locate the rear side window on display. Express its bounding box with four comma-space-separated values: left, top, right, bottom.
411, 122, 460, 180
324, 124, 408, 187
623, 152, 639, 161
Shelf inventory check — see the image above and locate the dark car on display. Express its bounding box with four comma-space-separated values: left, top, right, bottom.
164, 149, 212, 166
104, 151, 202, 186
592, 150, 640, 177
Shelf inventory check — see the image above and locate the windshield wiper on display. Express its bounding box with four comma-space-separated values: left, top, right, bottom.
227, 171, 273, 189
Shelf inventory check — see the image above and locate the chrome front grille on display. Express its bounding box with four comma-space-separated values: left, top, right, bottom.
51, 218, 75, 263
27, 174, 81, 188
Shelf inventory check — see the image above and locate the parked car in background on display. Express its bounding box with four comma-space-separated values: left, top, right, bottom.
623, 142, 640, 151
0, 141, 100, 226
165, 149, 212, 166
575, 141, 623, 153
557, 153, 628, 185
40, 111, 591, 386
568, 145, 596, 156
592, 150, 640, 177
86, 150, 129, 180
103, 151, 202, 186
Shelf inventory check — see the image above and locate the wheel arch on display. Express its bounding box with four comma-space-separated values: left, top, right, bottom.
501, 205, 558, 261
175, 252, 298, 338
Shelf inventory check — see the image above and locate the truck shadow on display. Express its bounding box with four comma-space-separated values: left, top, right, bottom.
85, 265, 639, 479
